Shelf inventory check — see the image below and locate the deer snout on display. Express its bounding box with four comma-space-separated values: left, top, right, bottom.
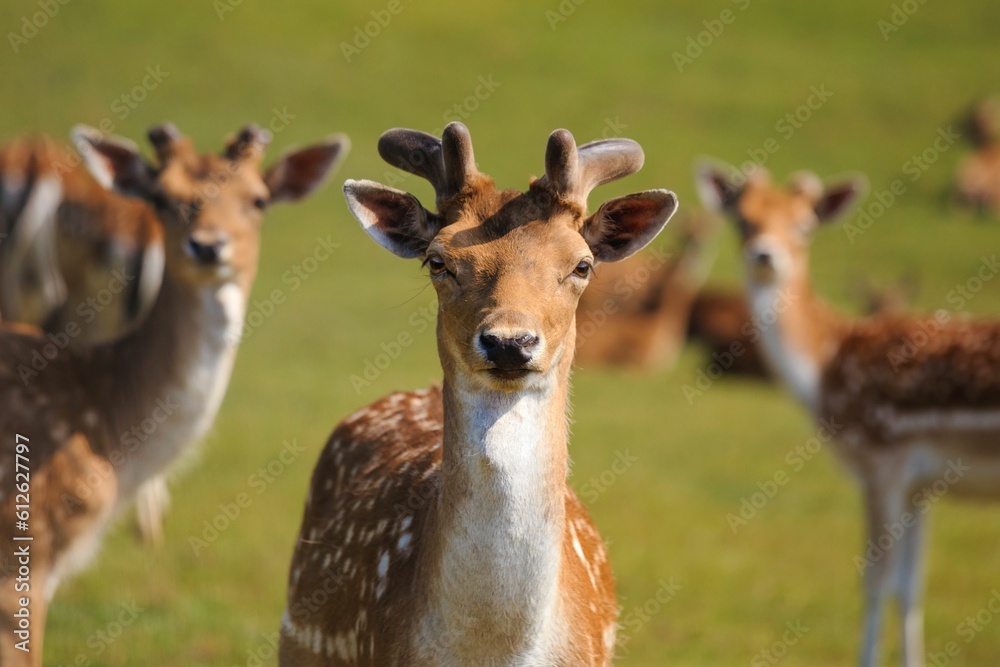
744, 237, 787, 282
477, 330, 540, 370
186, 231, 229, 266
751, 248, 773, 268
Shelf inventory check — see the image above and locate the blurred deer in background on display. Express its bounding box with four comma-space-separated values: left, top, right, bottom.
0, 135, 164, 342
574, 207, 914, 378
574, 212, 717, 370
955, 95, 1000, 215
851, 273, 919, 318
0, 134, 171, 546
686, 287, 770, 378
280, 122, 677, 666
698, 161, 1000, 667
0, 123, 347, 666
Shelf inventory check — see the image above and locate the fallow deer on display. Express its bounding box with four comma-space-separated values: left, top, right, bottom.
0, 123, 348, 666
0, 134, 169, 546
697, 161, 1000, 667
686, 288, 770, 378
279, 122, 677, 666
574, 213, 716, 370
955, 95, 1000, 215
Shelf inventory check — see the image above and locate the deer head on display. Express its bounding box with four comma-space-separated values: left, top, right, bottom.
345, 122, 677, 391
695, 161, 866, 288
72, 123, 349, 291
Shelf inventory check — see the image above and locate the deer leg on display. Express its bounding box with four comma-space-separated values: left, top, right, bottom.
859, 467, 909, 667
895, 504, 927, 667
135, 476, 169, 547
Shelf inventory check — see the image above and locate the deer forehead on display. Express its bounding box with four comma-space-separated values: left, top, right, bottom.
158, 154, 267, 202
737, 184, 815, 232
436, 215, 588, 279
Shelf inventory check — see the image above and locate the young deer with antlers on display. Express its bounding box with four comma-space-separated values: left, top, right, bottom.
280, 122, 677, 666
0, 123, 347, 666
697, 163, 1000, 667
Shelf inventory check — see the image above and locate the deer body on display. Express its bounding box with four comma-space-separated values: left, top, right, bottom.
281, 123, 676, 666
282, 386, 616, 666
698, 163, 1000, 667
0, 261, 242, 590
686, 288, 771, 378
0, 124, 346, 666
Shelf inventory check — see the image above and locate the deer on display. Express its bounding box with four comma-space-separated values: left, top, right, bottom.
696, 160, 1000, 667
0, 122, 348, 666
279, 122, 677, 666
955, 95, 1000, 215
0, 134, 164, 343
574, 212, 717, 371
686, 287, 771, 378
0, 133, 171, 546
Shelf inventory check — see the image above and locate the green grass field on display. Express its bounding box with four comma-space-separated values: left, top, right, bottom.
3, 0, 999, 664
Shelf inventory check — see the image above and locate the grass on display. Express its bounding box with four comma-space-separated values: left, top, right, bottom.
2, 0, 999, 664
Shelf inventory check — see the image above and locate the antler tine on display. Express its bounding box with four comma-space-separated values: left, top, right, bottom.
377, 128, 447, 200
147, 123, 183, 164
575, 138, 645, 195
539, 130, 645, 208
377, 122, 479, 207
440, 122, 478, 198
542, 128, 579, 197
224, 124, 272, 162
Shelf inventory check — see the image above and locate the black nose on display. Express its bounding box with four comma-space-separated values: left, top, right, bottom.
754, 250, 773, 267
479, 332, 539, 370
187, 237, 225, 265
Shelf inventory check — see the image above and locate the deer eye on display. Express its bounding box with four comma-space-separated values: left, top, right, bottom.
423, 254, 449, 277
572, 260, 593, 279
252, 196, 268, 210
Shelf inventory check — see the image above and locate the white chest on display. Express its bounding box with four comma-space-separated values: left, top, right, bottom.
749, 283, 820, 412
116, 282, 245, 500
418, 388, 565, 664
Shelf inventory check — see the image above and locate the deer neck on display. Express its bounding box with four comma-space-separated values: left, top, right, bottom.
422, 338, 573, 659
87, 265, 250, 501
746, 267, 848, 413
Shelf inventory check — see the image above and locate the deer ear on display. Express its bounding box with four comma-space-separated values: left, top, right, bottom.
343, 180, 442, 259
693, 159, 743, 213
265, 134, 350, 204
72, 125, 155, 197
581, 189, 678, 263
815, 175, 867, 223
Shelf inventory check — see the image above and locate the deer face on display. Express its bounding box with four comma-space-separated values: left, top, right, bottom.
346, 123, 677, 391
73, 124, 348, 288
695, 162, 865, 287
424, 194, 595, 388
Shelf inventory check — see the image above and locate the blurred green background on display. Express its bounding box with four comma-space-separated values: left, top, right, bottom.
2, 0, 999, 664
